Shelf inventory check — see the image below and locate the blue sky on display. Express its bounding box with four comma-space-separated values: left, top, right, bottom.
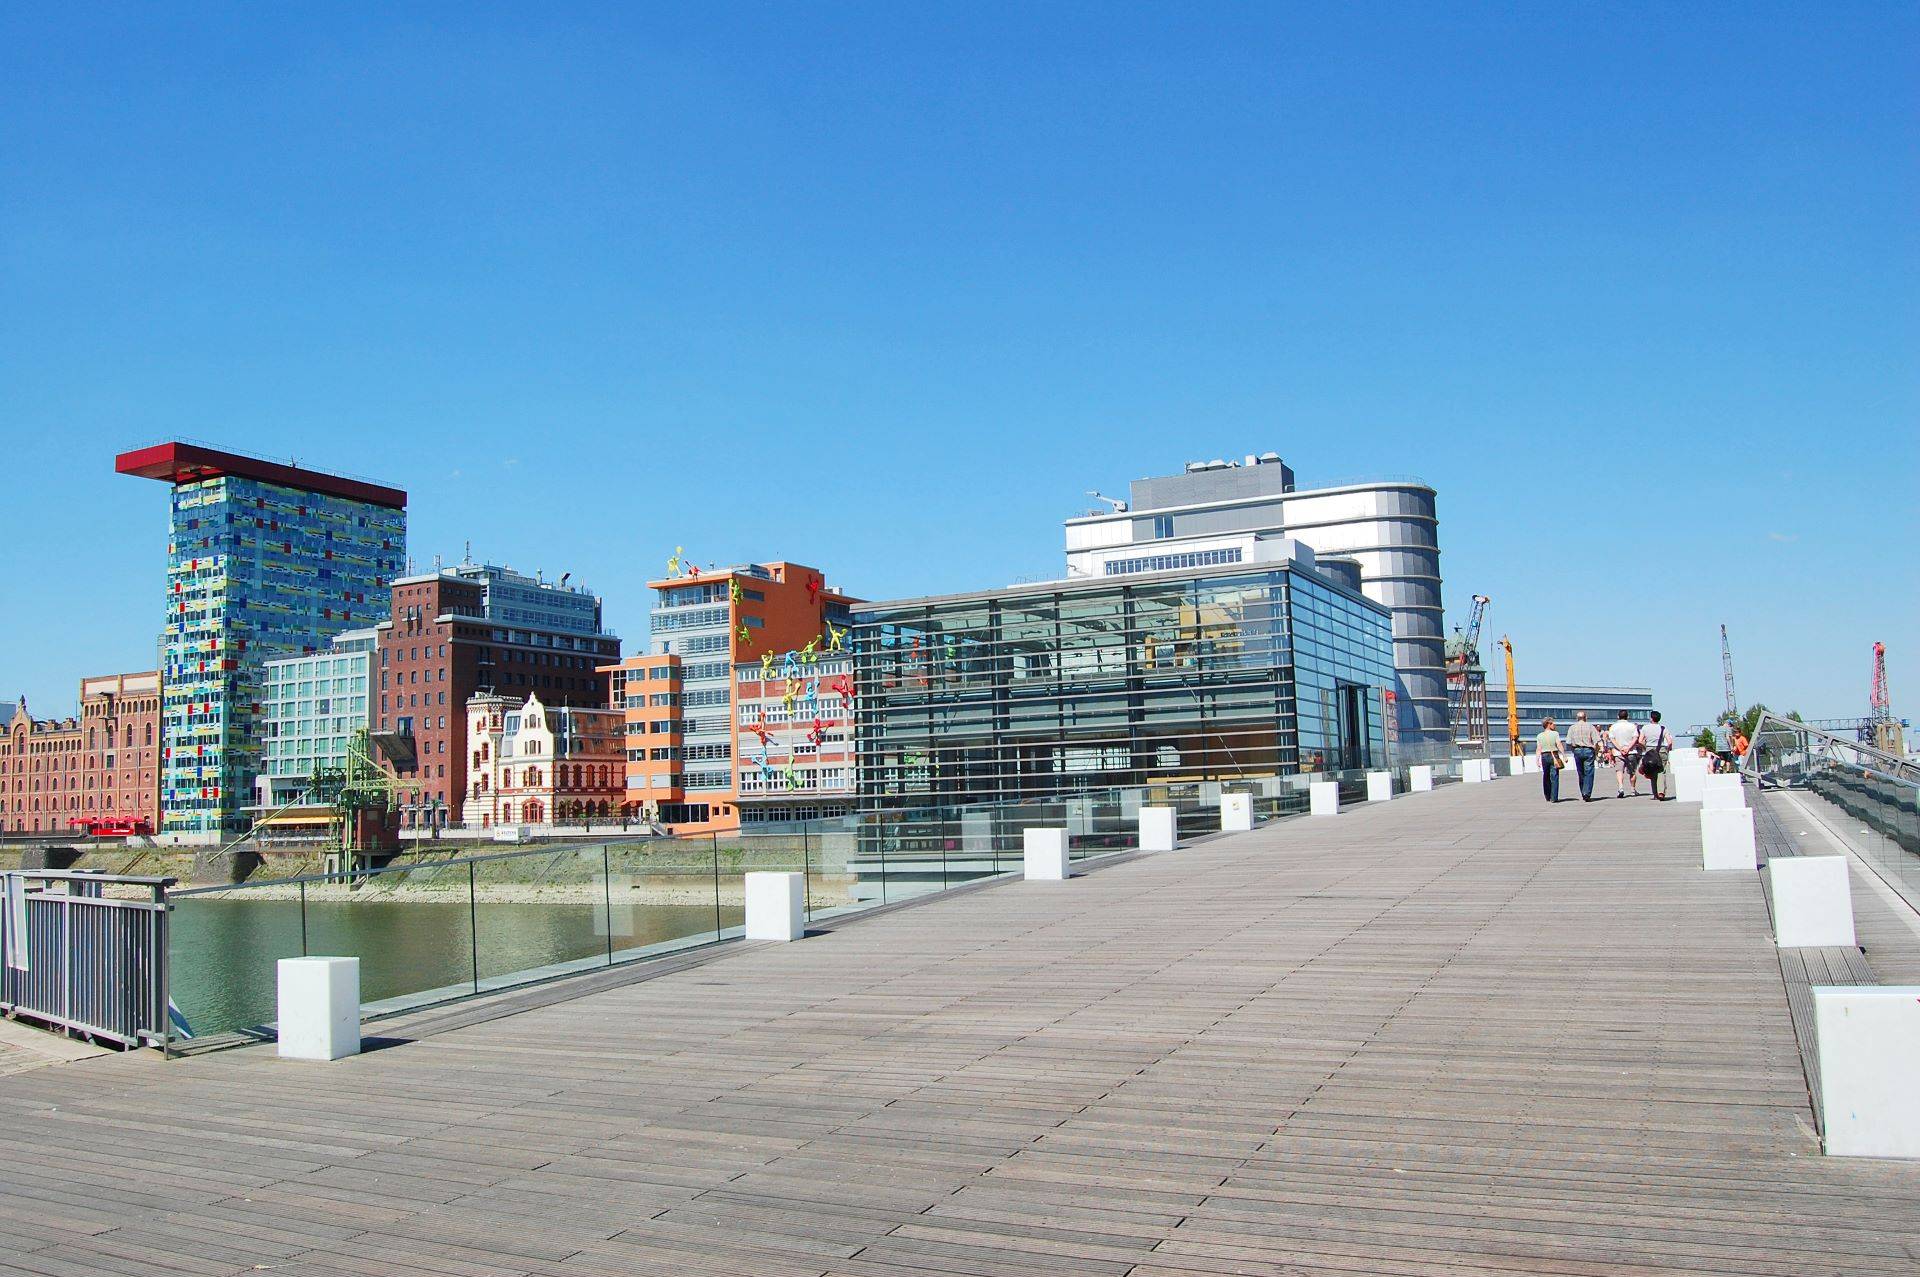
3, 4, 1915, 730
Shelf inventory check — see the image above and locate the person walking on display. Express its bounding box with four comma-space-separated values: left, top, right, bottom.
1639, 710, 1673, 800
1564, 710, 1602, 801
1607, 710, 1641, 797
1536, 716, 1566, 803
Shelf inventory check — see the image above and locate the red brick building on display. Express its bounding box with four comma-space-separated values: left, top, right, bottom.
1, 671, 162, 835
373, 561, 620, 830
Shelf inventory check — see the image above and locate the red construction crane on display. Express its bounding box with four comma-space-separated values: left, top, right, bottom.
1869, 641, 1902, 754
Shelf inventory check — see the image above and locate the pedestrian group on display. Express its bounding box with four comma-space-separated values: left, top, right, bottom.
1530, 709, 1674, 803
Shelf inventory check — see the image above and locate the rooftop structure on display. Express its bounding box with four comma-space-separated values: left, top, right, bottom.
118, 441, 407, 835
1065, 452, 1447, 750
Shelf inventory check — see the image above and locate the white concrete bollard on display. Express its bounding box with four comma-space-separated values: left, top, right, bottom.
1462, 760, 1484, 783
1768, 856, 1856, 948
744, 871, 806, 941
1219, 793, 1254, 832
1700, 773, 1745, 811
1366, 771, 1393, 803
1813, 986, 1920, 1158
277, 957, 360, 1061
1700, 808, 1757, 872
1023, 827, 1070, 880
1138, 806, 1177, 852
1671, 761, 1708, 804
1507, 755, 1527, 777
1408, 765, 1433, 792
1309, 781, 1340, 817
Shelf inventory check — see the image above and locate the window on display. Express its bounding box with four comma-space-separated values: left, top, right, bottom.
1152, 515, 1174, 539
1103, 547, 1242, 576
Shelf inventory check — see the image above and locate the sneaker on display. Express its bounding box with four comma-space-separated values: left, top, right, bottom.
1616, 789, 1625, 798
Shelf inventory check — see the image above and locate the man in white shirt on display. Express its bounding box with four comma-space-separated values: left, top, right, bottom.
1637, 711, 1673, 801
1607, 711, 1641, 798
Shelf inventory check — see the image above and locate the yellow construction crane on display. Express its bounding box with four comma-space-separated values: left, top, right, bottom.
1500, 635, 1520, 756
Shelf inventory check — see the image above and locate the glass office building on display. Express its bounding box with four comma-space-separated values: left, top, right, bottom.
260, 629, 377, 806
118, 443, 406, 834
851, 557, 1396, 812
1495, 684, 1655, 746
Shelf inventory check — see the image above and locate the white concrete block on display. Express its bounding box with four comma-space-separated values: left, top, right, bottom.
1366, 771, 1393, 803
1769, 856, 1856, 948
1813, 986, 1920, 1158
1138, 807, 1177, 852
1671, 763, 1707, 803
1462, 760, 1484, 783
277, 957, 360, 1061
1700, 808, 1756, 872
1409, 765, 1433, 792
1701, 773, 1745, 811
1507, 755, 1528, 777
745, 871, 806, 941
1309, 781, 1340, 817
1023, 827, 1070, 880
1219, 793, 1254, 832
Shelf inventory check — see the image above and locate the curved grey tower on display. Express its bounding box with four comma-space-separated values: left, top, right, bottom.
1063, 454, 1449, 749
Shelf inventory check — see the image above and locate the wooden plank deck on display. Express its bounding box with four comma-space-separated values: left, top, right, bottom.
1, 777, 1917, 1276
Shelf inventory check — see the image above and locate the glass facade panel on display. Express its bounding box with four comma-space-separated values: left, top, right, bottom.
852, 566, 1394, 812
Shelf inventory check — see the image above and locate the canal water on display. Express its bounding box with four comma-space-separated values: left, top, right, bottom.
170, 897, 744, 1038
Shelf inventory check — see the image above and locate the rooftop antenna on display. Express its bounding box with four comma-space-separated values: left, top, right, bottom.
1085, 490, 1128, 513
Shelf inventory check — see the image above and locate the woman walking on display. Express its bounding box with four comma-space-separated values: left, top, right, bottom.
1536, 716, 1566, 803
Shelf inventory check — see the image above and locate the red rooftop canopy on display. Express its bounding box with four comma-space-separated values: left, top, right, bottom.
115, 442, 406, 510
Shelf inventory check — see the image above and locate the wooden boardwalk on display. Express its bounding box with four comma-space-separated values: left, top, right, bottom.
2, 777, 1917, 1276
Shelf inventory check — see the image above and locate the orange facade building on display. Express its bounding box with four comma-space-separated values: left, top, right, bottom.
607, 561, 856, 834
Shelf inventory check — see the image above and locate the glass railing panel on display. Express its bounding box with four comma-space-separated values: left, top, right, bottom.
603, 838, 731, 961
306, 858, 479, 1014
167, 883, 307, 1039
468, 845, 613, 995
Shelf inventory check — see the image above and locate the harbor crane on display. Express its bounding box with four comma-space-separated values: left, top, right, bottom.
1500, 635, 1520, 757
1870, 641, 1904, 756
1720, 625, 1739, 724
1446, 594, 1490, 745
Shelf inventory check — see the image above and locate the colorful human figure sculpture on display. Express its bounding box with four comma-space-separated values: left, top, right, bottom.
806, 574, 822, 604
808, 718, 826, 746
749, 715, 773, 747
736, 623, 750, 646
782, 681, 799, 711
803, 677, 820, 705
830, 674, 854, 707
667, 547, 683, 577
760, 652, 775, 680
783, 764, 800, 791
800, 636, 819, 664
730, 578, 742, 603
781, 650, 801, 681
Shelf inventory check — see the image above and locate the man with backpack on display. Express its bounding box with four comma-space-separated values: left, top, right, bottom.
1638, 710, 1673, 801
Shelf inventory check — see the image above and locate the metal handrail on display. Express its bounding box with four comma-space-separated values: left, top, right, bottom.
1742, 711, 1919, 785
